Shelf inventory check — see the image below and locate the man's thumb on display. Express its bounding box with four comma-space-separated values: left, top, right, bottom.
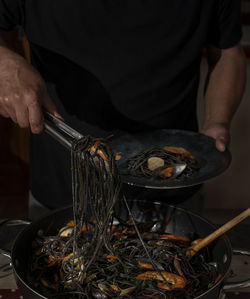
216, 136, 227, 152
42, 94, 64, 121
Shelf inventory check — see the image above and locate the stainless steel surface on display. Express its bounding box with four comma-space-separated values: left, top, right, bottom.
224, 280, 250, 290
232, 249, 250, 256
223, 249, 250, 291
44, 112, 83, 150
0, 254, 15, 288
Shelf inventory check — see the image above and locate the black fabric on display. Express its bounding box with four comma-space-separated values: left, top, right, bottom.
0, 1, 242, 209
0, 0, 24, 30
207, 0, 242, 49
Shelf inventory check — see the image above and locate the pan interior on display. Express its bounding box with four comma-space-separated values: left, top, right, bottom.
110, 129, 231, 189
12, 201, 232, 297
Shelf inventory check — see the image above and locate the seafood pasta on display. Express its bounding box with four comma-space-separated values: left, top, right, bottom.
30, 218, 220, 298
126, 146, 200, 180
29, 137, 219, 298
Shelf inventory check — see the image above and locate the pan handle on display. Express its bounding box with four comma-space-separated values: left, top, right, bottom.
0, 249, 13, 279
0, 249, 11, 259
0, 220, 31, 226
223, 248, 250, 290
0, 219, 31, 254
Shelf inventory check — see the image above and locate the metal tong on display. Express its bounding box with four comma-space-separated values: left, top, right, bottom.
44, 112, 83, 150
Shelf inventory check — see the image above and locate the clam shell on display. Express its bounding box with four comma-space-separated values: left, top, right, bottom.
147, 157, 164, 171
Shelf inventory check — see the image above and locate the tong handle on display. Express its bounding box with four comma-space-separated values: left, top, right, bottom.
44, 112, 83, 150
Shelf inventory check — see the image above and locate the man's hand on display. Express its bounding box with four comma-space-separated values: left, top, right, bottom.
0, 45, 62, 134
200, 123, 230, 152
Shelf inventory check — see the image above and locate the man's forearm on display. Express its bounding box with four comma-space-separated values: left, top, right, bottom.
202, 44, 246, 130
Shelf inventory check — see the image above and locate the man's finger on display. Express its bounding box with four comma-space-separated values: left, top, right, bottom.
15, 103, 30, 128
5, 106, 17, 123
27, 99, 44, 134
0, 97, 17, 123
0, 106, 10, 118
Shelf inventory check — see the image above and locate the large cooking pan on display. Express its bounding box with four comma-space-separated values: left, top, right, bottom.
0, 200, 250, 299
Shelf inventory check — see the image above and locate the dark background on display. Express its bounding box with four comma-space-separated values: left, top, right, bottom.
0, 1, 250, 221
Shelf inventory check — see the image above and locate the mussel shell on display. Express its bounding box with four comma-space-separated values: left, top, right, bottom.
92, 288, 108, 299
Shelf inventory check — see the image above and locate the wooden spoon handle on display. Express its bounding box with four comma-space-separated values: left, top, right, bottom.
188, 208, 250, 259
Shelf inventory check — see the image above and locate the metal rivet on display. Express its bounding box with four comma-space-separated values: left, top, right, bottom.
223, 254, 228, 263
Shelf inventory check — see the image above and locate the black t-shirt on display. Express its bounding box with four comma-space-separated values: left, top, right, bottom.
0, 1, 242, 209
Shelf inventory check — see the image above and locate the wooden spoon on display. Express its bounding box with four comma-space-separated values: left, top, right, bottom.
187, 208, 250, 259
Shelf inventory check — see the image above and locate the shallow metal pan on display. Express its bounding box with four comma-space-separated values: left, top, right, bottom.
110, 129, 231, 189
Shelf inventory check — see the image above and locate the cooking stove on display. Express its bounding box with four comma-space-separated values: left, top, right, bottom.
0, 223, 249, 298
